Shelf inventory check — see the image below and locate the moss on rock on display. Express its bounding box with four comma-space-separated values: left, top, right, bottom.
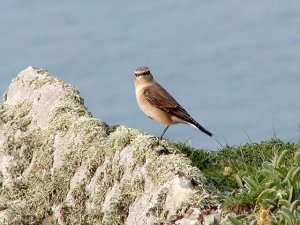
0, 66, 220, 225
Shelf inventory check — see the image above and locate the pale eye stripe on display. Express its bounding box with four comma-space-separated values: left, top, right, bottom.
135, 72, 150, 77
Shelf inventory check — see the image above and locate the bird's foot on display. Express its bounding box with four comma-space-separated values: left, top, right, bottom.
148, 136, 172, 155
155, 145, 171, 155
148, 136, 160, 147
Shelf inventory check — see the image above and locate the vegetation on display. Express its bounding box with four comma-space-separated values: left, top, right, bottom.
176, 139, 300, 225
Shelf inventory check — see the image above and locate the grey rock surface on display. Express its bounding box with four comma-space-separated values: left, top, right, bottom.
0, 66, 220, 225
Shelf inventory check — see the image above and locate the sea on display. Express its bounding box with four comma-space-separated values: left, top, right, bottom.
1, 1, 300, 150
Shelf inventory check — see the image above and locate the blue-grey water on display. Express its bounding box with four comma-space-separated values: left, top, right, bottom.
1, 1, 300, 150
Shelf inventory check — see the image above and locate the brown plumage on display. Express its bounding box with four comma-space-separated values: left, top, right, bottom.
134, 66, 212, 140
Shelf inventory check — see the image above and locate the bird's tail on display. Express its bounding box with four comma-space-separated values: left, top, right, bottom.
187, 117, 213, 137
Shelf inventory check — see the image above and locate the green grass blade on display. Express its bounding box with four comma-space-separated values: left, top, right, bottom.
235, 174, 244, 189
260, 168, 276, 178
243, 177, 258, 192
227, 215, 242, 225
287, 167, 297, 180
294, 152, 300, 166
276, 150, 289, 168
256, 188, 275, 206
279, 199, 291, 208
288, 186, 295, 202
278, 210, 293, 224
262, 161, 273, 170
283, 167, 297, 184
291, 167, 300, 182
290, 199, 300, 212
282, 207, 295, 222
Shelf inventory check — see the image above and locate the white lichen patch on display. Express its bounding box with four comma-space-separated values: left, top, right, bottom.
165, 176, 195, 213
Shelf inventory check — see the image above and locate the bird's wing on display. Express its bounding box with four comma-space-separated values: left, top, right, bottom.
144, 83, 213, 137
143, 83, 191, 121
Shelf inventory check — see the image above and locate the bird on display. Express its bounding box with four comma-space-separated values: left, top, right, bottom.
134, 66, 213, 140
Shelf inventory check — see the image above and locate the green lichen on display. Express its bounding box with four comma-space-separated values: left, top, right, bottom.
182, 189, 219, 212
36, 68, 49, 75
50, 84, 93, 133
145, 150, 205, 185
1, 100, 32, 126
28, 69, 61, 89
0, 71, 98, 223
149, 187, 169, 224
0, 171, 3, 188
1, 124, 55, 224
60, 181, 89, 225
104, 176, 145, 225
2, 91, 8, 102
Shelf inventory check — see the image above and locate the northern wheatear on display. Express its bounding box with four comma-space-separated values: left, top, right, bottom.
134, 66, 213, 140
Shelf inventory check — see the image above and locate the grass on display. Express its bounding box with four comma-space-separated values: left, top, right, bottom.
176, 139, 300, 224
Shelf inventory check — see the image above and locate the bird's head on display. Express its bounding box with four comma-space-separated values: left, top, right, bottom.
134, 67, 154, 84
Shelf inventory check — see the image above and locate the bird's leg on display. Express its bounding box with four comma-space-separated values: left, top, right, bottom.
159, 125, 169, 140
148, 125, 171, 154
146, 125, 174, 155
148, 125, 171, 155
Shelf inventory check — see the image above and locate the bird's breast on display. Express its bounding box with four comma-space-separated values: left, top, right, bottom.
135, 88, 172, 126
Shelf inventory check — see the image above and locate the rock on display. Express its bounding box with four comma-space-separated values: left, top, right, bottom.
0, 66, 220, 224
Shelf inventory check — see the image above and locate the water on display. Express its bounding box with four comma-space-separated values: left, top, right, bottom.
1, 1, 300, 150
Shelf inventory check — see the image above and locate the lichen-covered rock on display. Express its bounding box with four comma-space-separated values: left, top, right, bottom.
0, 66, 220, 225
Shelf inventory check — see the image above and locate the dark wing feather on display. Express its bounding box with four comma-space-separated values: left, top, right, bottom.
143, 83, 192, 121
143, 83, 213, 137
